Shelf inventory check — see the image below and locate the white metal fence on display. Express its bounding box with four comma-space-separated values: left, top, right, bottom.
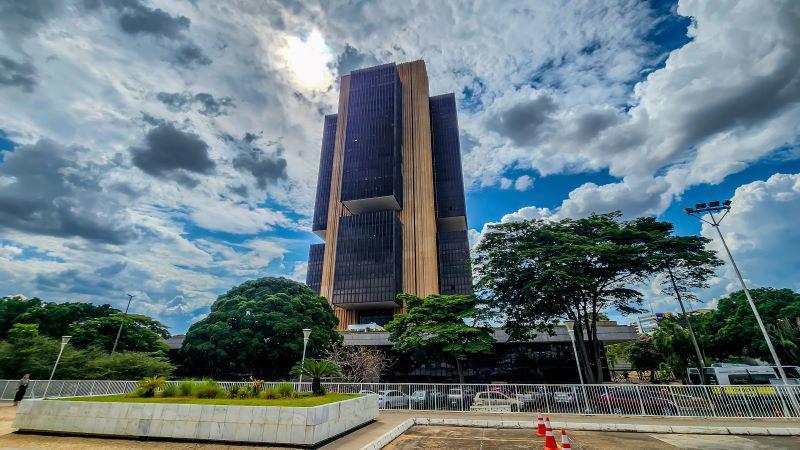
3, 380, 799, 419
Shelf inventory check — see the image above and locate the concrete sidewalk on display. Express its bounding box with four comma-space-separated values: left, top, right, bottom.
320, 410, 800, 449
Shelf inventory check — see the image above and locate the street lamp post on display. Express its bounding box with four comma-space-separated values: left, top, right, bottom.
298, 328, 312, 389
44, 336, 71, 398
111, 294, 134, 355
685, 200, 791, 385
565, 322, 590, 412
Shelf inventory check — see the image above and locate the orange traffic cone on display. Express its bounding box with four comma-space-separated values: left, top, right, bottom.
543, 417, 558, 450
536, 409, 546, 437
561, 429, 572, 449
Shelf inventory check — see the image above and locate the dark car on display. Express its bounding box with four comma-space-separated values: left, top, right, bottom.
598, 388, 678, 416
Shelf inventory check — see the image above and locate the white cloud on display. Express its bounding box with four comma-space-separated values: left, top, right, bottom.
514, 175, 534, 191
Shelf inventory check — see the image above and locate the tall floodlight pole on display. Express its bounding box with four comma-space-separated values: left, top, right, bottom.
685, 201, 791, 385
43, 336, 71, 398
111, 294, 134, 354
298, 328, 312, 388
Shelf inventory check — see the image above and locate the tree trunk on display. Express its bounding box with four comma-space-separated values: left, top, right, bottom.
312, 377, 322, 395
572, 318, 596, 384
455, 358, 465, 384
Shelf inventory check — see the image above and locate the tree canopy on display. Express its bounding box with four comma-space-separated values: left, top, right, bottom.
0, 323, 174, 379
179, 277, 340, 379
694, 288, 800, 364
0, 296, 169, 353
473, 212, 690, 382
385, 294, 493, 384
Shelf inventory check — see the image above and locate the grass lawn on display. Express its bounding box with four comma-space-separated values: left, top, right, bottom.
53, 393, 360, 407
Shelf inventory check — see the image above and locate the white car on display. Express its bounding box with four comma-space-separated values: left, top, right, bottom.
378, 390, 409, 408
358, 389, 376, 395
472, 391, 522, 411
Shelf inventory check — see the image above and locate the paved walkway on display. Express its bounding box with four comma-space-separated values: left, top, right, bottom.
385, 426, 800, 450
2, 404, 798, 449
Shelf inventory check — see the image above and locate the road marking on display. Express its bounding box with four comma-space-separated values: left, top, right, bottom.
650, 433, 759, 449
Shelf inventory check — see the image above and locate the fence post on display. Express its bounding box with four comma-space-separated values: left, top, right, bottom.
603, 385, 612, 414
73, 382, 79, 397
544, 385, 550, 414
635, 385, 646, 415
89, 381, 96, 396
668, 385, 679, 417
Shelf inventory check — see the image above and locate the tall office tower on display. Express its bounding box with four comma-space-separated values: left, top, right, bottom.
306, 60, 471, 330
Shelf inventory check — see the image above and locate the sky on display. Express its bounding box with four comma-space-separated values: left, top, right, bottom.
1, 0, 799, 333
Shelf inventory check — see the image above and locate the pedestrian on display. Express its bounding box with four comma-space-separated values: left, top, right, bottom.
13, 374, 30, 406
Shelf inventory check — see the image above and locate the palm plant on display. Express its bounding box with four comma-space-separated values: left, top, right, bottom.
138, 377, 167, 398
291, 359, 341, 395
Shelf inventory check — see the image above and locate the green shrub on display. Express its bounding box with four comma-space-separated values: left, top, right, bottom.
178, 380, 195, 397
138, 377, 166, 398
127, 387, 148, 398
237, 389, 250, 399
227, 385, 240, 399
159, 383, 178, 398
275, 383, 295, 399
260, 388, 280, 399
193, 380, 223, 399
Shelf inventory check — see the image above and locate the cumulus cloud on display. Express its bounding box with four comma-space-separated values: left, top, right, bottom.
699, 173, 800, 296
0, 139, 138, 244
131, 123, 215, 186
514, 175, 534, 191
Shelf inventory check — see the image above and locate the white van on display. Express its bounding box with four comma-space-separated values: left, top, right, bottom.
688, 363, 800, 385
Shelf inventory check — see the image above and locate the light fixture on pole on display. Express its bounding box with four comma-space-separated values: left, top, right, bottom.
685, 200, 791, 385
111, 294, 134, 355
298, 328, 312, 388
43, 336, 71, 398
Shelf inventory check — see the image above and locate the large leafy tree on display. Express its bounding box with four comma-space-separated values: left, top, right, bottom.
474, 212, 674, 382
180, 277, 340, 379
694, 288, 800, 364
69, 314, 170, 353
0, 297, 166, 353
385, 294, 493, 384
0, 323, 174, 379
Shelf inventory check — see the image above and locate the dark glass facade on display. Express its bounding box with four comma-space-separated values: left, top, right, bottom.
305, 243, 324, 294
437, 230, 472, 295
332, 210, 402, 309
430, 93, 467, 231
340, 64, 403, 212
312, 115, 338, 236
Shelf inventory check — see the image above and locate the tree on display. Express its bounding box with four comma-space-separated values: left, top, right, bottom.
385, 294, 493, 384
695, 288, 800, 363
626, 335, 662, 382
771, 317, 800, 365
326, 344, 393, 382
474, 212, 673, 382
69, 314, 170, 353
0, 323, 174, 379
180, 277, 341, 379
652, 318, 695, 383
291, 359, 341, 395
650, 234, 722, 378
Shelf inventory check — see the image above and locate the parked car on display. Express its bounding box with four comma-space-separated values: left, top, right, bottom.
472, 391, 523, 411
447, 387, 476, 407
553, 387, 577, 404
597, 387, 677, 416
359, 389, 376, 395
377, 390, 409, 408
410, 389, 446, 408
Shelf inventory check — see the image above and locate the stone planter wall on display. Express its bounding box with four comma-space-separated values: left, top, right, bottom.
13, 394, 377, 446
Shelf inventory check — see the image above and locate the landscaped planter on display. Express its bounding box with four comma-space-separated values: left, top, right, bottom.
13, 394, 378, 446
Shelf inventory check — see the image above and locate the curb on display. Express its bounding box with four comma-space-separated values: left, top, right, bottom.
361, 417, 800, 449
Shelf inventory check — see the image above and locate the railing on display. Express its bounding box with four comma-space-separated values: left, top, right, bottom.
2, 380, 799, 419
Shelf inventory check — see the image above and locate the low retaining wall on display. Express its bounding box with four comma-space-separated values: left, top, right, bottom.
13, 395, 378, 446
